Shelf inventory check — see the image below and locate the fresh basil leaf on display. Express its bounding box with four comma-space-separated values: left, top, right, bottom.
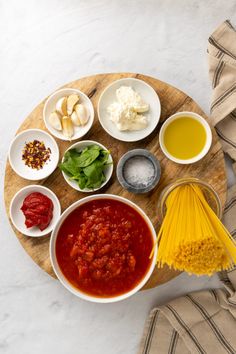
88, 145, 100, 151
78, 174, 87, 189
59, 156, 80, 176
76, 149, 100, 167
97, 150, 110, 164
86, 172, 106, 189
59, 162, 73, 176
68, 149, 81, 160
83, 160, 102, 179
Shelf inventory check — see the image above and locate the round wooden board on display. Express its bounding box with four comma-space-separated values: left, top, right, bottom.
4, 73, 227, 290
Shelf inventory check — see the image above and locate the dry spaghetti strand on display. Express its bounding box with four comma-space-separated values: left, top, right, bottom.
152, 184, 236, 276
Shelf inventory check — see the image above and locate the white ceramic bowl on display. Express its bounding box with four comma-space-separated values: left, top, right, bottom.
50, 194, 157, 303
43, 88, 94, 141
159, 111, 212, 164
61, 140, 113, 192
97, 78, 161, 142
10, 185, 61, 237
8, 129, 59, 180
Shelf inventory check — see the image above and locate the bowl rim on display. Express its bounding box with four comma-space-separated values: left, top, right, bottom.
9, 184, 61, 237
61, 140, 114, 192
159, 111, 212, 164
8, 128, 59, 181
49, 193, 157, 303
43, 88, 95, 141
97, 77, 161, 142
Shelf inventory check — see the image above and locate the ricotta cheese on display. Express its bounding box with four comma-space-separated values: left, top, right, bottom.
107, 86, 149, 131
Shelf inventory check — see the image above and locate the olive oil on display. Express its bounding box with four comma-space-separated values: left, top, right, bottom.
163, 117, 207, 160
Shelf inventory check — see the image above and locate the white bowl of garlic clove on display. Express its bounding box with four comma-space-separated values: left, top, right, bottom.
43, 88, 94, 141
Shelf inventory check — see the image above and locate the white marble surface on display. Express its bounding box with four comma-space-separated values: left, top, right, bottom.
1, 1, 236, 353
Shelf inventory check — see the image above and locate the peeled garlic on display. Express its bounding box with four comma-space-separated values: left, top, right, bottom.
56, 97, 68, 116
74, 104, 89, 126
71, 111, 81, 126
67, 94, 79, 115
62, 116, 74, 138
48, 111, 62, 131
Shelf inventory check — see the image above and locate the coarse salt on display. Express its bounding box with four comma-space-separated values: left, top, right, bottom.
123, 156, 155, 188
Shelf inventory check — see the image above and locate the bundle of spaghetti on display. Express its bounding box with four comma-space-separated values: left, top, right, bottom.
152, 184, 236, 275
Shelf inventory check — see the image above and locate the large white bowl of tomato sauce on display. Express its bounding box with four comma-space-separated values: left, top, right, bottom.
50, 194, 157, 303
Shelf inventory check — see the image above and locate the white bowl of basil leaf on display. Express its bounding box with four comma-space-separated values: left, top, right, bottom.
59, 140, 113, 192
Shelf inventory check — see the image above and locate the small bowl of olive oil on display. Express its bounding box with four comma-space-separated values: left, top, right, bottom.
159, 111, 212, 164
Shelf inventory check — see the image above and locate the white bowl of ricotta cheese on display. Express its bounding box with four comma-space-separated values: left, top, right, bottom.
98, 78, 161, 142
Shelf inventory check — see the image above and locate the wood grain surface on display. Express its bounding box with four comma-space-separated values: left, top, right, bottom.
4, 73, 227, 290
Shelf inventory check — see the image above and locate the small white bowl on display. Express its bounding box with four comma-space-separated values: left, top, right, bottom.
9, 129, 59, 180
61, 140, 113, 192
43, 88, 94, 141
50, 194, 157, 303
97, 78, 161, 142
10, 185, 61, 237
159, 111, 212, 164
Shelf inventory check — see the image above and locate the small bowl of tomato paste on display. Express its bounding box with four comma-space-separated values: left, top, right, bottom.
50, 194, 157, 303
10, 185, 61, 237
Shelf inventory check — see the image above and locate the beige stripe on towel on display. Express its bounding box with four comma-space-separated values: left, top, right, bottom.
138, 20, 236, 354
208, 20, 236, 169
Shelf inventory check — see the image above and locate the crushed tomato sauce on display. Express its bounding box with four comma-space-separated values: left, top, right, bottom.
56, 199, 154, 297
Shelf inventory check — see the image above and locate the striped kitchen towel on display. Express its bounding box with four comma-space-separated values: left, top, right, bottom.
208, 20, 236, 171
138, 21, 236, 354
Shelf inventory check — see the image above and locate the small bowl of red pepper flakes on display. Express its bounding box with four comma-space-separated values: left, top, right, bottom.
22, 140, 51, 170
9, 129, 59, 180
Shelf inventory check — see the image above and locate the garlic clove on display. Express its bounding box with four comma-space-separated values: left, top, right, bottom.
62, 116, 74, 138
56, 97, 68, 116
48, 111, 62, 131
74, 104, 89, 126
67, 94, 79, 115
71, 111, 81, 126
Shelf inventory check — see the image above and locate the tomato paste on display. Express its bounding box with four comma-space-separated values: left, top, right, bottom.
21, 192, 53, 231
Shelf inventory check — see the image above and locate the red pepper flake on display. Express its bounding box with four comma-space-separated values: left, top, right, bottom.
22, 140, 51, 170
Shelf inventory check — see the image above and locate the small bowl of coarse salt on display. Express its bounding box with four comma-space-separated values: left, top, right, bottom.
116, 149, 161, 194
